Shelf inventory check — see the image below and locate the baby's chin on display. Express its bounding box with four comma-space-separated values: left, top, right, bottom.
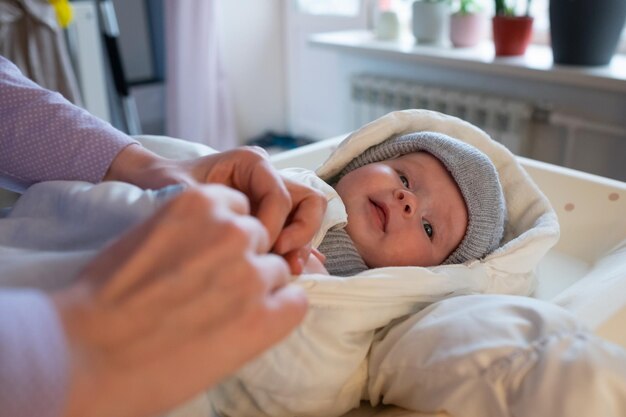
359, 250, 432, 269
359, 245, 446, 268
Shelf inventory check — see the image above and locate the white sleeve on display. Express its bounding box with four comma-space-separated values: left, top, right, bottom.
368, 295, 626, 417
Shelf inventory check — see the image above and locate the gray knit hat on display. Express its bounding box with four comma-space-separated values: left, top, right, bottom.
334, 131, 506, 265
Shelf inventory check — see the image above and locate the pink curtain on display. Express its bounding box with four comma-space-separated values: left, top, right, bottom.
164, 0, 237, 150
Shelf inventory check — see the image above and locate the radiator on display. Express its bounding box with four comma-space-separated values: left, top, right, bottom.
351, 74, 532, 155
350, 74, 626, 181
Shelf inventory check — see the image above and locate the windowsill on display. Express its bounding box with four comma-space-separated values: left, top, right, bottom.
310, 30, 626, 93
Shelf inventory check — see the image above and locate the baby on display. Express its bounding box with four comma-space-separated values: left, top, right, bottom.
310, 131, 506, 276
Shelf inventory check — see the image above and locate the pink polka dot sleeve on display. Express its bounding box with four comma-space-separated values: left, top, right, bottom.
0, 56, 138, 191
0, 290, 69, 417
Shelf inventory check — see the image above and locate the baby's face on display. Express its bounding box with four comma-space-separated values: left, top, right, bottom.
335, 152, 468, 268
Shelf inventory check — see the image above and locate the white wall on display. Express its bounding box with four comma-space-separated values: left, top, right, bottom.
216, 0, 286, 144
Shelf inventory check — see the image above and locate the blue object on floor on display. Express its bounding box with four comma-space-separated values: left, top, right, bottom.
247, 131, 316, 152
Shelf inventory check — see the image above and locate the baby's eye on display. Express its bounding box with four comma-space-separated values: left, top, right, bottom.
422, 220, 433, 239
399, 175, 409, 188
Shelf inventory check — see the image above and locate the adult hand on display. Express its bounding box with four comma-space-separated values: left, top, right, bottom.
105, 145, 326, 274
53, 185, 307, 417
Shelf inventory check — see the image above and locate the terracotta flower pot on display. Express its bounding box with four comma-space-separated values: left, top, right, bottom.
492, 16, 533, 56
450, 13, 488, 48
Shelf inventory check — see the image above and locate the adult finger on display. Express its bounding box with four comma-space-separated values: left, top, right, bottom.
199, 148, 292, 248
166, 253, 292, 336
115, 253, 292, 364
127, 221, 281, 319
95, 185, 256, 302
272, 178, 326, 256
245, 156, 292, 246
281, 244, 314, 276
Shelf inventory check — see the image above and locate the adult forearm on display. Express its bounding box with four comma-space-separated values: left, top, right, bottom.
0, 56, 137, 192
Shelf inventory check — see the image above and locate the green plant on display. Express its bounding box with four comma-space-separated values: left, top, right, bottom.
494, 0, 532, 16
456, 0, 482, 15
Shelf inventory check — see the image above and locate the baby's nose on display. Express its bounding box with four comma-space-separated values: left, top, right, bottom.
394, 189, 417, 217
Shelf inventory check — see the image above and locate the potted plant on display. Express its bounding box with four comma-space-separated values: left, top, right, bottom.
550, 0, 626, 66
450, 0, 488, 48
374, 0, 401, 40
412, 0, 452, 45
492, 0, 533, 56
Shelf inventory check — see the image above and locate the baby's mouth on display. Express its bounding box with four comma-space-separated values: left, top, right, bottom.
369, 199, 387, 232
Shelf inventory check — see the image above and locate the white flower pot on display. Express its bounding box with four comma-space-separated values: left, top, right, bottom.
375, 11, 401, 40
412, 1, 450, 45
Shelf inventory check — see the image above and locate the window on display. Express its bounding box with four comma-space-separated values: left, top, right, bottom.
396, 0, 626, 54
297, 0, 360, 16
528, 0, 551, 45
